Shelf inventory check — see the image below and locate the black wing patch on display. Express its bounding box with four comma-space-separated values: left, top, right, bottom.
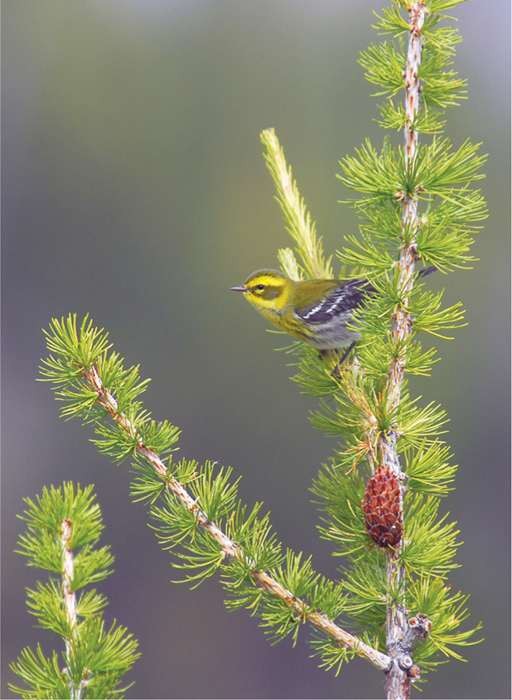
297, 279, 375, 324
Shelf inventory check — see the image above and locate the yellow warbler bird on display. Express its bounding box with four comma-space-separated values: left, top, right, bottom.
231, 267, 436, 364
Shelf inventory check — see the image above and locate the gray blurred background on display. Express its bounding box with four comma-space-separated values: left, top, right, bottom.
2, 1, 510, 698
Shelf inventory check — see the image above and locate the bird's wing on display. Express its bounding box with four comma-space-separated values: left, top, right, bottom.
296, 279, 375, 324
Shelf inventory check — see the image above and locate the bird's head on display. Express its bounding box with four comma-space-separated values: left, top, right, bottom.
230, 269, 293, 313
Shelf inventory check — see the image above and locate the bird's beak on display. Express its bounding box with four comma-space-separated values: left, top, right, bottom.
230, 285, 247, 292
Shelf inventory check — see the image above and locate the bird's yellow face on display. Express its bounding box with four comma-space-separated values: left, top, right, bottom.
230, 269, 293, 314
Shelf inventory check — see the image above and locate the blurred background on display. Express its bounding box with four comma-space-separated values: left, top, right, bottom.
2, 1, 510, 698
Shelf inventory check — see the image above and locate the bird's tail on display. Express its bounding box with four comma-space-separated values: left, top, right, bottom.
417, 265, 438, 279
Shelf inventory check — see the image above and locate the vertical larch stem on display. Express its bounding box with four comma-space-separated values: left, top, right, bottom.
62, 518, 80, 699
381, 3, 426, 699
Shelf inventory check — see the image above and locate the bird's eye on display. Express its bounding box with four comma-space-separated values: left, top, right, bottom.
255, 284, 266, 291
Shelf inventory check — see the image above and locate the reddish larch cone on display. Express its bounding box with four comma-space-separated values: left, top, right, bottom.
362, 465, 403, 548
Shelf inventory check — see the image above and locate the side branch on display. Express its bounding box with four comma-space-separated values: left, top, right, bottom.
261, 128, 333, 280
82, 365, 391, 672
